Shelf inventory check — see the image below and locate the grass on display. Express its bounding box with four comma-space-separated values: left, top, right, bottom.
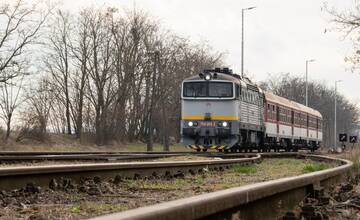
353, 162, 360, 169
119, 159, 335, 194
69, 205, 81, 213
302, 163, 331, 173
232, 164, 257, 174
68, 202, 128, 214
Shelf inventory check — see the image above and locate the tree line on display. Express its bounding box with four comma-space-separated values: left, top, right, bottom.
0, 0, 223, 149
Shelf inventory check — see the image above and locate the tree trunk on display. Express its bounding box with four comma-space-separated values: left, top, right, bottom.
65, 94, 71, 135
161, 103, 170, 151
5, 113, 12, 141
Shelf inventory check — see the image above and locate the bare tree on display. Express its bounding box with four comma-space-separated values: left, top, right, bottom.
17, 78, 54, 142
325, 1, 360, 72
85, 8, 117, 145
0, 67, 26, 141
71, 9, 91, 140
0, 0, 52, 82
43, 10, 74, 135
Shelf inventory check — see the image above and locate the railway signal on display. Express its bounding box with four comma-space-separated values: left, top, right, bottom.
350, 136, 358, 144
339, 133, 348, 142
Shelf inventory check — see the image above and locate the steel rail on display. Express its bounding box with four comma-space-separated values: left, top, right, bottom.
0, 151, 288, 162
90, 154, 352, 220
0, 151, 195, 155
0, 154, 261, 190
0, 152, 259, 162
0, 150, 311, 156
0, 153, 187, 161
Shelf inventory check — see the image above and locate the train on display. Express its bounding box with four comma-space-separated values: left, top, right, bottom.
180, 68, 323, 152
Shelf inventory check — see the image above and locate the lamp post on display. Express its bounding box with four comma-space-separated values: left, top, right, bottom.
305, 59, 315, 106
334, 80, 342, 149
241, 6, 256, 78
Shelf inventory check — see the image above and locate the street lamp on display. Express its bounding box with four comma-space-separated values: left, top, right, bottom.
241, 6, 256, 78
334, 80, 342, 149
305, 59, 315, 107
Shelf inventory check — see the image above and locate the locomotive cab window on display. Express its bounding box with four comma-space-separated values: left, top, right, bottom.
183, 81, 233, 98
208, 82, 233, 97
183, 82, 207, 97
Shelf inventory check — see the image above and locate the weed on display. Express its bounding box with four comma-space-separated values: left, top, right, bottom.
69, 205, 81, 213
193, 176, 205, 184
303, 163, 330, 173
353, 161, 360, 169
232, 164, 257, 174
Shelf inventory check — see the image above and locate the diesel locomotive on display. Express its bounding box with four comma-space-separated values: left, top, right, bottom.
180, 68, 323, 152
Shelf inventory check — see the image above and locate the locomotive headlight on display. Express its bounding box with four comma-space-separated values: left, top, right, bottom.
205, 74, 211, 80
222, 121, 228, 127
188, 121, 194, 127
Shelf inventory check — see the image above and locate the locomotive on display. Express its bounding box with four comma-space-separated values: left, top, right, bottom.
180, 68, 323, 152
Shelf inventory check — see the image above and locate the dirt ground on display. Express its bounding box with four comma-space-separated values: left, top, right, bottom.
281, 173, 360, 220
0, 158, 333, 220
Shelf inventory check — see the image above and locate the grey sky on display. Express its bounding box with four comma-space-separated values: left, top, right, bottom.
61, 0, 359, 104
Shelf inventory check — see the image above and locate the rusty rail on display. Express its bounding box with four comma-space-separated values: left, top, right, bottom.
90, 154, 352, 220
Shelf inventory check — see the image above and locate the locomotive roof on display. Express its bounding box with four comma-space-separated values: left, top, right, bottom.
265, 92, 322, 118
183, 72, 242, 82
182, 72, 258, 89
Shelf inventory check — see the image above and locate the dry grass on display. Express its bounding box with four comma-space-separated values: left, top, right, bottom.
328, 147, 360, 163
124, 159, 336, 192
0, 133, 189, 152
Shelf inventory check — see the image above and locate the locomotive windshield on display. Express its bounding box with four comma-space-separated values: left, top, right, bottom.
183, 82, 233, 98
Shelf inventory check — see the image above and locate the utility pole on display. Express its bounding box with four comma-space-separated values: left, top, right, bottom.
305, 59, 315, 106
334, 80, 342, 149
241, 6, 256, 78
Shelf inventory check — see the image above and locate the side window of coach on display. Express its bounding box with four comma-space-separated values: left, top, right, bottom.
236, 84, 240, 98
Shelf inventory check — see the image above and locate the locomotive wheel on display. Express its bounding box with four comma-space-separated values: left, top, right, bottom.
196, 149, 200, 152
202, 149, 208, 152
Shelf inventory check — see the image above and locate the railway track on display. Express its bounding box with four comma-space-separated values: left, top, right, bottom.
0, 153, 261, 190
0, 152, 351, 219
0, 150, 311, 162
89, 154, 353, 220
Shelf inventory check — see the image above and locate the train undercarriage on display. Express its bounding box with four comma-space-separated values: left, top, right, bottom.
185, 129, 320, 153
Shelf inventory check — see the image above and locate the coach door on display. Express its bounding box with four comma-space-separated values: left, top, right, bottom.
316, 118, 319, 139
306, 114, 309, 138
276, 106, 280, 134
291, 110, 294, 136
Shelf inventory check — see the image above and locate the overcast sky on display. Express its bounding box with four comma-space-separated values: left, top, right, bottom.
59, 0, 359, 104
